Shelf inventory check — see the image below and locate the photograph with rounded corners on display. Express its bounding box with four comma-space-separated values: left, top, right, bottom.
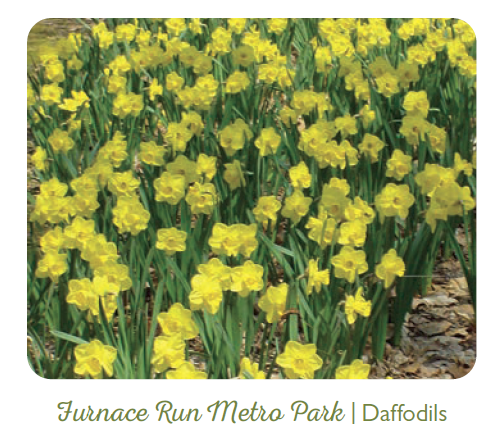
27, 18, 476, 380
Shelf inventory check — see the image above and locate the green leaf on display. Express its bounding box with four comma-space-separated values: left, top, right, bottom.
50, 331, 88, 346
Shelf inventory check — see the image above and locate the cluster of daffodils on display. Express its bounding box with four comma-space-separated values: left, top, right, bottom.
36, 210, 133, 320
415, 158, 475, 232
188, 257, 264, 314
28, 18, 475, 380
151, 303, 206, 377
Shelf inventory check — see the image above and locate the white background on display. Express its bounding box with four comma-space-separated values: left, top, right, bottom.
1, 3, 496, 442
